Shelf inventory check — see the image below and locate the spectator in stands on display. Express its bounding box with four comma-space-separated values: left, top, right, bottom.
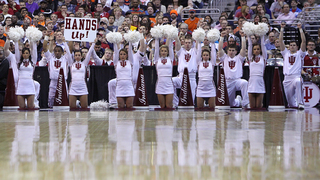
145, 3, 156, 16
252, 14, 262, 24
162, 16, 169, 24
169, 9, 182, 25
253, 3, 270, 19
63, 0, 76, 14
11, 15, 20, 26
225, 24, 240, 45
219, 19, 228, 32
270, 0, 286, 19
117, 0, 130, 12
250, 0, 272, 17
234, 0, 254, 17
53, 5, 69, 22
8, 0, 20, 14
179, 22, 191, 36
0, 26, 6, 47
94, 3, 109, 18
33, 1, 52, 17
275, 4, 296, 24
94, 41, 104, 58
184, 9, 199, 32
303, 39, 319, 77
261, 16, 269, 23
153, 0, 166, 13
108, 2, 125, 16
308, 0, 318, 8
26, 0, 39, 14
114, 7, 125, 27
290, 0, 302, 18
128, 0, 146, 16
234, 5, 251, 24
234, 17, 245, 34
265, 32, 276, 50
163, 3, 174, 17
214, 15, 227, 30
204, 15, 214, 28
2, 4, 12, 21
172, 0, 184, 15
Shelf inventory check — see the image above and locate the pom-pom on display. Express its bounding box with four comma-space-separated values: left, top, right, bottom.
206, 28, 220, 42
124, 30, 141, 43
254, 22, 269, 36
192, 28, 206, 42
7, 26, 25, 42
25, 26, 43, 42
90, 100, 109, 110
162, 24, 179, 39
106, 31, 123, 44
242, 22, 255, 36
150, 25, 163, 39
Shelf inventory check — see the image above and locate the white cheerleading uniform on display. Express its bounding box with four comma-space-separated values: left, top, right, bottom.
247, 35, 267, 93
196, 43, 217, 97
172, 44, 198, 106
14, 42, 38, 96
114, 42, 135, 97
281, 48, 306, 107
220, 53, 249, 107
154, 38, 174, 95
69, 43, 102, 96
44, 42, 72, 107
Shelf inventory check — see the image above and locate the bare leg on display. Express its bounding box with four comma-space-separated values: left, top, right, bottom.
117, 97, 125, 108
126, 97, 134, 108
17, 95, 26, 108
249, 93, 256, 108
197, 97, 204, 108
157, 94, 166, 108
80, 95, 88, 108
208, 97, 216, 109
26, 95, 35, 108
165, 94, 173, 108
255, 93, 264, 108
69, 95, 77, 108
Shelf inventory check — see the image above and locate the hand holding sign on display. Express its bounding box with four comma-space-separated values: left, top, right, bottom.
64, 17, 98, 42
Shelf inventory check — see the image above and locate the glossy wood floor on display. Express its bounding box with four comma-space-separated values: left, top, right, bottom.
0, 108, 319, 180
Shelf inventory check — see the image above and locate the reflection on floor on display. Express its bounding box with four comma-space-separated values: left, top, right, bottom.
0, 108, 319, 179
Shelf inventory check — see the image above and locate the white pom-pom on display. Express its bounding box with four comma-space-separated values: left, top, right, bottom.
150, 25, 163, 39
7, 26, 25, 42
106, 31, 123, 44
254, 22, 269, 36
242, 22, 255, 36
206, 28, 220, 42
163, 25, 179, 39
124, 30, 141, 43
192, 28, 206, 42
25, 26, 43, 42
90, 100, 109, 110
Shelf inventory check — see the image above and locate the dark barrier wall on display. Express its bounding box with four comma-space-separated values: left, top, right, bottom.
33, 66, 286, 108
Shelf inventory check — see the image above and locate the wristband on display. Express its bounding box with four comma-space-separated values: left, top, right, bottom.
44, 36, 49, 41
241, 36, 246, 42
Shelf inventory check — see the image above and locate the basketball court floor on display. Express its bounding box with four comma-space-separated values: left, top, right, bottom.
0, 107, 319, 179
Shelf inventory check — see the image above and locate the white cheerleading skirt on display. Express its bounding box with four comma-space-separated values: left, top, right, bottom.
69, 79, 88, 96
156, 76, 174, 95
16, 77, 36, 95
116, 79, 135, 97
196, 79, 216, 98
248, 75, 265, 93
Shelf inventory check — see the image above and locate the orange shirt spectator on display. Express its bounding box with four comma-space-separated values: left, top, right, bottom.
184, 9, 199, 32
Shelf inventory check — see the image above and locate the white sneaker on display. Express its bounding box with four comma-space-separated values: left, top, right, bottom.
109, 103, 118, 109
236, 95, 242, 107
242, 103, 250, 109
298, 104, 304, 110
76, 100, 81, 108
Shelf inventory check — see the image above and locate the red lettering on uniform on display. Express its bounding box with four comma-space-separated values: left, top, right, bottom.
161, 59, 167, 65
120, 60, 126, 67
254, 57, 260, 63
289, 56, 296, 65
65, 18, 71, 29
229, 60, 236, 69
23, 61, 29, 67
304, 86, 313, 103
185, 53, 191, 62
203, 61, 209, 68
75, 62, 81, 70
54, 60, 61, 68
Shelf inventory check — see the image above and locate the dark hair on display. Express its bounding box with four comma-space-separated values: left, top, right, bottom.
146, 2, 156, 13
201, 49, 211, 61
54, 45, 63, 52
307, 39, 316, 45
96, 40, 102, 46
204, 15, 213, 25
251, 43, 262, 62
74, 50, 83, 61
226, 44, 238, 51
289, 40, 299, 47
119, 48, 128, 59
18, 48, 33, 69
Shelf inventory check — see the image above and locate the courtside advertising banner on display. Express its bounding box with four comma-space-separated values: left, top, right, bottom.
64, 17, 98, 42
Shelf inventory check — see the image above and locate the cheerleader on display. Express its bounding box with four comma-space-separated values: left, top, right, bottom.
196, 42, 217, 108
69, 39, 102, 108
154, 37, 174, 108
11, 38, 37, 108
247, 34, 267, 108
113, 41, 135, 108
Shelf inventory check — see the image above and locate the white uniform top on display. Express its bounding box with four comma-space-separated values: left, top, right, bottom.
44, 42, 72, 80
281, 48, 306, 76
113, 42, 134, 80
248, 35, 267, 76
18, 59, 34, 79
6, 52, 18, 84
154, 38, 174, 77
70, 43, 101, 81
132, 50, 144, 84
177, 46, 198, 76
197, 43, 216, 80
220, 53, 245, 80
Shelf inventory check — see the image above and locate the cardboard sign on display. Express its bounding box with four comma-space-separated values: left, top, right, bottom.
64, 17, 98, 42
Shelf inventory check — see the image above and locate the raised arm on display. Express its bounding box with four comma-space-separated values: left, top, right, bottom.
113, 43, 119, 65
260, 35, 268, 60
247, 35, 253, 60
239, 31, 246, 58
128, 42, 133, 64
279, 22, 286, 51
298, 23, 306, 52
43, 35, 49, 53
211, 43, 217, 66
83, 42, 96, 66
30, 41, 38, 64
154, 38, 160, 63
218, 30, 226, 58
4, 37, 10, 57
14, 41, 20, 63
196, 40, 202, 64
175, 36, 181, 52
138, 38, 146, 54
167, 38, 174, 61
48, 34, 55, 53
